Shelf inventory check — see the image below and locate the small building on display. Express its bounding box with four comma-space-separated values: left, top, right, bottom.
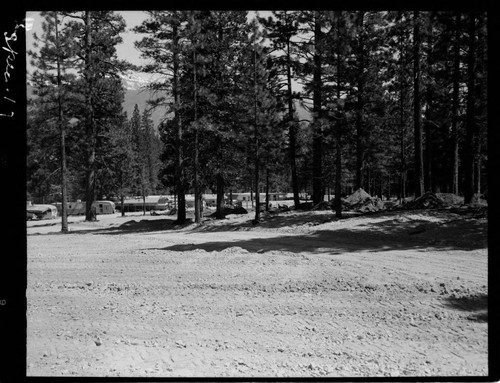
27, 204, 58, 220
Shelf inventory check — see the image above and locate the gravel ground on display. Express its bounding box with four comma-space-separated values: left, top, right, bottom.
26, 207, 488, 377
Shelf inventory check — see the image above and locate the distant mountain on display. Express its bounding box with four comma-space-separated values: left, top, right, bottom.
119, 72, 169, 128
26, 80, 169, 129
27, 72, 311, 132
122, 86, 170, 128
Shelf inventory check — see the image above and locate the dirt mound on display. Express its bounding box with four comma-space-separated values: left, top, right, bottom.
356, 198, 385, 213
343, 188, 372, 205
311, 201, 332, 211
435, 193, 463, 207
342, 188, 385, 213
401, 192, 445, 210
401, 192, 488, 211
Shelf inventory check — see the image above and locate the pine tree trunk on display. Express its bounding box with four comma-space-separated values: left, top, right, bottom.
253, 38, 260, 222
215, 137, 225, 219
424, 16, 434, 193
194, 132, 201, 223
254, 154, 260, 221
265, 168, 270, 212
424, 120, 433, 192
172, 20, 186, 224
463, 13, 476, 204
476, 14, 487, 198
413, 11, 425, 198
312, 11, 323, 205
387, 174, 391, 200
355, 11, 365, 191
177, 187, 186, 222
451, 13, 461, 196
474, 140, 481, 195
193, 48, 201, 224
334, 120, 342, 219
250, 184, 253, 208
334, 12, 343, 219
54, 12, 69, 233
121, 194, 125, 217
398, 12, 407, 201
84, 11, 97, 222
286, 34, 300, 209
216, 173, 225, 219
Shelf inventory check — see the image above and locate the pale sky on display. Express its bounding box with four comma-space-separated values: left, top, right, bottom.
116, 11, 150, 66
26, 11, 150, 73
26, 10, 267, 76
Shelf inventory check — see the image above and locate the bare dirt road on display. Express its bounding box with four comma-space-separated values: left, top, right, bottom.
26, 208, 488, 377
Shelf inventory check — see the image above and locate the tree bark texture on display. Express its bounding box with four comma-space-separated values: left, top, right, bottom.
463, 13, 476, 204
312, 11, 324, 205
55, 12, 69, 232
413, 11, 425, 198
84, 11, 97, 221
355, 11, 365, 191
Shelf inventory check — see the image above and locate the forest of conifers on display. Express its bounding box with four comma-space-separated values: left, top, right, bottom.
27, 10, 487, 227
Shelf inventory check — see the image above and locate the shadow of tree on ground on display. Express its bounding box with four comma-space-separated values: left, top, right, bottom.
29, 210, 487, 253
443, 294, 488, 322
149, 222, 486, 254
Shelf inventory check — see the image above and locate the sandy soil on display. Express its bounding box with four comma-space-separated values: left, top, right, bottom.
26, 206, 488, 377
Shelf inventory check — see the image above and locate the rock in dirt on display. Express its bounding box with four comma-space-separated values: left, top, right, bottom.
221, 246, 248, 254
175, 340, 187, 348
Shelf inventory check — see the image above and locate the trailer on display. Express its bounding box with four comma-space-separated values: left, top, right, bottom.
116, 196, 171, 213
54, 200, 116, 216
95, 200, 115, 214
26, 204, 58, 220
